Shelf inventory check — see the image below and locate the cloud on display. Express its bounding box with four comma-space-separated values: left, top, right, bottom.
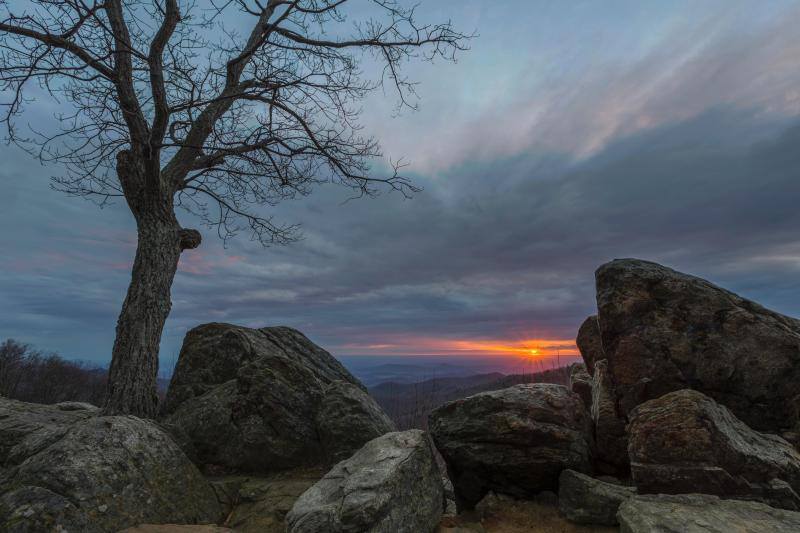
157, 108, 800, 356
2, 1, 800, 367
362, 2, 800, 172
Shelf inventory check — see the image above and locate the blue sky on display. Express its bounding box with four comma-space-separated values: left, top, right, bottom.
2, 0, 800, 367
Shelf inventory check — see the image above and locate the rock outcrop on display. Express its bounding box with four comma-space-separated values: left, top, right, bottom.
286, 430, 443, 533
617, 494, 800, 533
53, 401, 100, 412
429, 384, 592, 509
0, 398, 94, 465
162, 323, 394, 473
558, 469, 635, 525
595, 258, 800, 433
121, 526, 234, 532
568, 363, 592, 409
315, 380, 396, 463
0, 398, 222, 533
576, 315, 603, 373
590, 359, 628, 475
628, 389, 800, 510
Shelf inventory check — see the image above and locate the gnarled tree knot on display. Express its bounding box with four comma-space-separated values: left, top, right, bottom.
179, 228, 201, 250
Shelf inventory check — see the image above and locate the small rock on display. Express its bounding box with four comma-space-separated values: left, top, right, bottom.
54, 401, 100, 412
286, 430, 443, 533
558, 469, 635, 525
568, 362, 593, 409
576, 315, 604, 373
444, 499, 457, 515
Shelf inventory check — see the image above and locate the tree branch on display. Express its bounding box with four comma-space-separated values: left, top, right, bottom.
148, 0, 181, 150
0, 22, 115, 79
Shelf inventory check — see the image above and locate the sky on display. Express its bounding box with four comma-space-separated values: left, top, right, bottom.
2, 0, 800, 371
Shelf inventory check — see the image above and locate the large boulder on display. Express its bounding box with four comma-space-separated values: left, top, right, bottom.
595, 258, 800, 433
617, 494, 800, 533
568, 362, 592, 409
286, 430, 443, 533
558, 469, 635, 526
315, 380, 396, 463
162, 323, 394, 473
628, 389, 800, 510
590, 360, 629, 475
429, 384, 592, 509
576, 315, 604, 373
0, 398, 94, 466
0, 398, 222, 533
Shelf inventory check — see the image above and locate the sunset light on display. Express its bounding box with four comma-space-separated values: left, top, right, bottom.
2, 0, 800, 530
339, 336, 578, 359
447, 339, 575, 358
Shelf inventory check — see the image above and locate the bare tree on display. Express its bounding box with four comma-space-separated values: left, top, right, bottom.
0, 338, 108, 405
0, 339, 28, 397
0, 1, 470, 416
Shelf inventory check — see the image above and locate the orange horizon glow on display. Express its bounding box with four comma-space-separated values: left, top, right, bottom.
338, 336, 579, 358
440, 338, 577, 358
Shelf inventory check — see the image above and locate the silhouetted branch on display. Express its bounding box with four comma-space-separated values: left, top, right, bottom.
1, 0, 473, 244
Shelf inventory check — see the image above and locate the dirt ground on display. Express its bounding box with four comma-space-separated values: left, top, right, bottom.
437, 493, 618, 533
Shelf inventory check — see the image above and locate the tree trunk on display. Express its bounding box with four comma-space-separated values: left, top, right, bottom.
103, 150, 201, 417
104, 218, 203, 417
103, 214, 181, 417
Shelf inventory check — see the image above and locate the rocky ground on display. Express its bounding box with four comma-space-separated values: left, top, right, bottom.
1, 258, 799, 532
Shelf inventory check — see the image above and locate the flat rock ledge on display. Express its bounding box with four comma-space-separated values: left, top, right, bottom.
617, 494, 800, 533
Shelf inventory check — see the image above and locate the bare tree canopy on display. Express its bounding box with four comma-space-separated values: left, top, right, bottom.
1, 0, 470, 243
0, 0, 471, 416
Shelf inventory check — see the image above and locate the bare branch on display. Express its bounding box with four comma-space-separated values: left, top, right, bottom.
0, 0, 472, 245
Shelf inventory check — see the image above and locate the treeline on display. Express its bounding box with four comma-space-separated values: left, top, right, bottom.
0, 339, 107, 405
372, 365, 572, 430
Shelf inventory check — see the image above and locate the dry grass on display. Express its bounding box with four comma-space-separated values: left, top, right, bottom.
438, 495, 618, 533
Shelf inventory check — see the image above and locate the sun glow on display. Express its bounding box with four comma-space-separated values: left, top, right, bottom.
339, 337, 578, 358
445, 339, 574, 358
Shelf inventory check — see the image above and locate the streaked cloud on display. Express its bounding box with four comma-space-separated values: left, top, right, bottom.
1, 1, 800, 367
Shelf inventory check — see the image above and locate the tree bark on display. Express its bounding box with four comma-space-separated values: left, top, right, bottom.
103, 216, 178, 417
103, 152, 200, 417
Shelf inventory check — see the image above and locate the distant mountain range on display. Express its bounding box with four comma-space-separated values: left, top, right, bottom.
338, 354, 578, 387
368, 366, 571, 429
